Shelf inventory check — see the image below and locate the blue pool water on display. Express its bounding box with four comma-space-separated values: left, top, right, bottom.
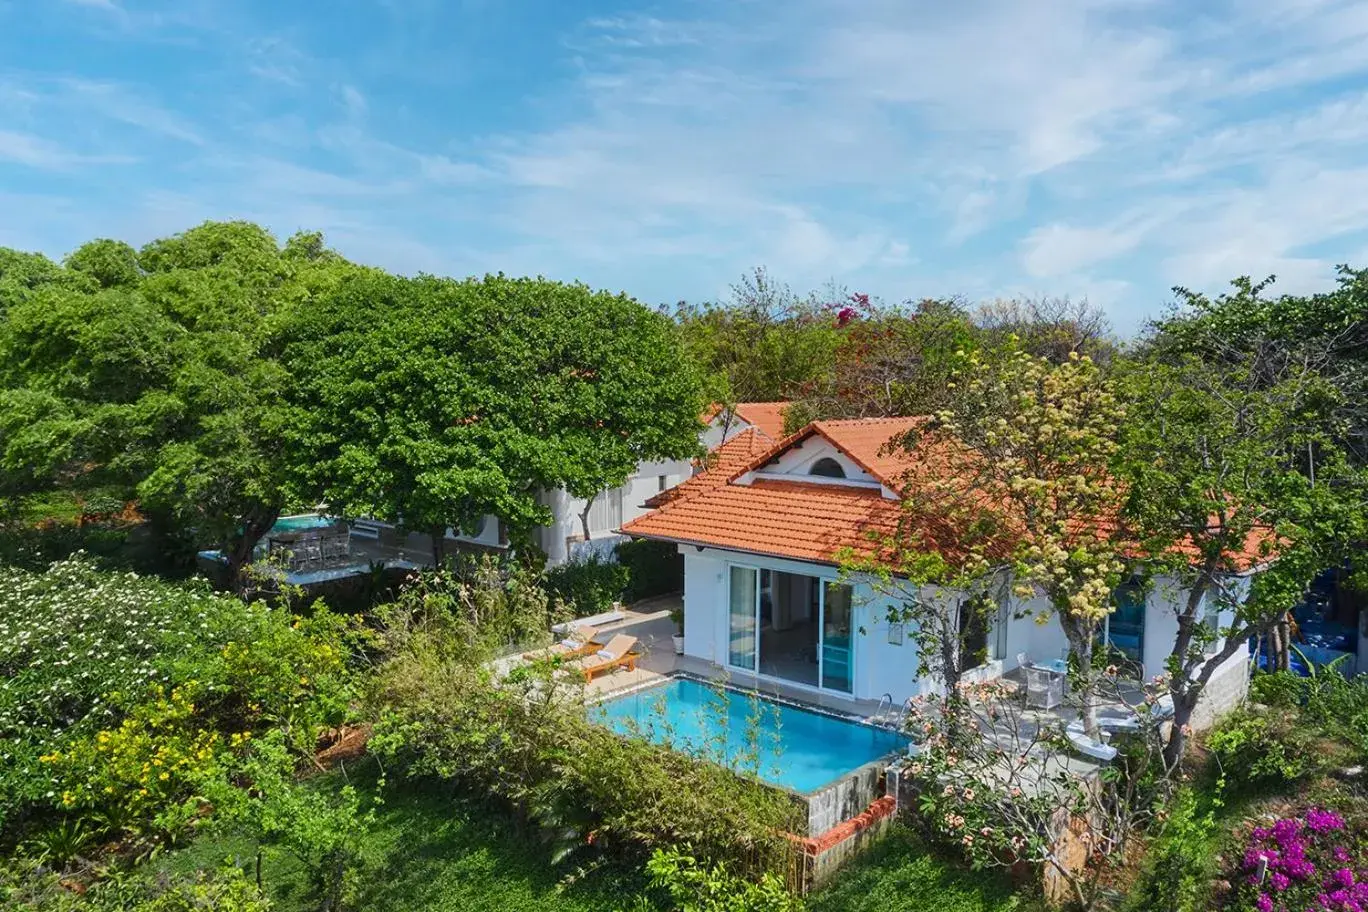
271, 514, 336, 533
591, 677, 909, 793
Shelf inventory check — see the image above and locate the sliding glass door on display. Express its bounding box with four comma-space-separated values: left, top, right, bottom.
727, 564, 855, 694
728, 566, 758, 670
822, 582, 853, 693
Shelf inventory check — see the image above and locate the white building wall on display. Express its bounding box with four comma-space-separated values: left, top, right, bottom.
538, 457, 695, 565
679, 548, 922, 704
853, 586, 921, 703
677, 548, 1251, 722
1001, 593, 1071, 671
682, 549, 726, 662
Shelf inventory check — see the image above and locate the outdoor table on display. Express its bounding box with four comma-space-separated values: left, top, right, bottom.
1034, 658, 1068, 676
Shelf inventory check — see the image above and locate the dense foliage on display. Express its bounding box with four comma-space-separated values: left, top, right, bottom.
280, 272, 704, 563
0, 224, 366, 578
367, 582, 802, 881
0, 558, 364, 875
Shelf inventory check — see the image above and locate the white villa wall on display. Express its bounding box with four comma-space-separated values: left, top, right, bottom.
678, 546, 1250, 725
539, 457, 694, 565
1002, 593, 1070, 671
678, 547, 921, 704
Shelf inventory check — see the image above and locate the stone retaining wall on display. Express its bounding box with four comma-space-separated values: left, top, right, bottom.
804, 761, 885, 835
1191, 656, 1250, 730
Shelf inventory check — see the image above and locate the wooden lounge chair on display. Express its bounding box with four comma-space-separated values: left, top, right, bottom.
522, 624, 601, 660
577, 634, 640, 682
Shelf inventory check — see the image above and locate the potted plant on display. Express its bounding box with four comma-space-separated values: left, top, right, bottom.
670, 606, 685, 655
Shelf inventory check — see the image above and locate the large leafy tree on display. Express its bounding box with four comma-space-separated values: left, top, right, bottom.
879, 347, 1127, 735
0, 221, 358, 578
282, 273, 704, 565
1124, 276, 1368, 766
787, 297, 980, 428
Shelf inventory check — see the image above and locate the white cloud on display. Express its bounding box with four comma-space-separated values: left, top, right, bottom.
9, 0, 1368, 325
54, 79, 205, 145
1020, 219, 1158, 279
0, 129, 131, 169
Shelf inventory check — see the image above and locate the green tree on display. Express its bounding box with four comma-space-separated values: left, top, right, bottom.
65, 238, 141, 289
0, 221, 360, 579
0, 248, 72, 315
675, 267, 841, 405
788, 297, 981, 427
1123, 276, 1368, 766
282, 273, 704, 564
881, 347, 1127, 735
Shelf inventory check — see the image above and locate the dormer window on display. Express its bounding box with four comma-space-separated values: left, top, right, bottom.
809, 457, 846, 479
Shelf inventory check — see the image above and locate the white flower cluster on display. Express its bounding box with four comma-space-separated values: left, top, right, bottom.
0, 556, 246, 812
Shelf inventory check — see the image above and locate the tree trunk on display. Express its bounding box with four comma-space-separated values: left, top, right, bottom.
1162, 690, 1198, 769
224, 506, 280, 590
579, 494, 595, 543
1060, 617, 1100, 738
940, 611, 962, 696
1264, 618, 1285, 675
430, 527, 448, 569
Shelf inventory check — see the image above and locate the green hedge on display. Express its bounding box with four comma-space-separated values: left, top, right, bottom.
617, 538, 683, 602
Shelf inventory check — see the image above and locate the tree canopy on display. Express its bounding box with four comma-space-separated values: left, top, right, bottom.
281, 272, 705, 563
0, 221, 363, 575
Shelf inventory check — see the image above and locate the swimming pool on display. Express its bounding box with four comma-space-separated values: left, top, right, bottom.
591, 677, 909, 794
271, 514, 336, 533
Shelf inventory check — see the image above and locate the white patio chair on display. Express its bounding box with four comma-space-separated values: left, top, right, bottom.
1016, 651, 1031, 669
1023, 665, 1063, 710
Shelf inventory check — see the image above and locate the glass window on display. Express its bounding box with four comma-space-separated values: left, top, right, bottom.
809, 457, 847, 478
728, 566, 758, 670
822, 582, 853, 692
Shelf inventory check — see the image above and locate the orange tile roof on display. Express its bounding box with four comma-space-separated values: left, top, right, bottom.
645, 428, 773, 507
624, 477, 902, 566
625, 417, 924, 565
731, 402, 792, 440
626, 415, 1275, 574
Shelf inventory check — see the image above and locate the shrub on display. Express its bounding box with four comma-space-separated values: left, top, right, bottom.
0, 860, 272, 911
1249, 671, 1306, 709
1229, 807, 1368, 912
0, 556, 360, 840
643, 846, 801, 912
1205, 709, 1320, 790
368, 604, 801, 881
543, 554, 630, 617
1122, 787, 1222, 912
384, 556, 564, 656
616, 539, 684, 603
1246, 668, 1368, 766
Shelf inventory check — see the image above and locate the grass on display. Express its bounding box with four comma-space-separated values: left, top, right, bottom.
160, 777, 1037, 912
808, 827, 1039, 912
160, 781, 645, 912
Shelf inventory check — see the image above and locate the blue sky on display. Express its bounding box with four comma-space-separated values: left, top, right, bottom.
3, 0, 1368, 333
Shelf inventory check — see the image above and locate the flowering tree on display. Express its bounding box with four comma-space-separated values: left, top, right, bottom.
884, 347, 1128, 735
903, 676, 1171, 909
